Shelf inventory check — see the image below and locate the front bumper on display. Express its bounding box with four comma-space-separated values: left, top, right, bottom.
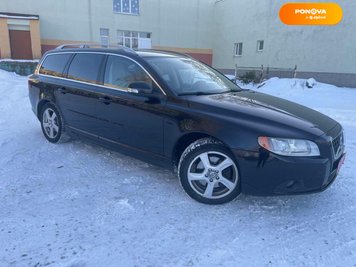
234, 148, 345, 196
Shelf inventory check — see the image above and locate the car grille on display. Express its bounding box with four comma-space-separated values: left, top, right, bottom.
332, 131, 344, 159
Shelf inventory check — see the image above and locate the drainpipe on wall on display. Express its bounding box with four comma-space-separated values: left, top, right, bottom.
88, 0, 93, 42
234, 64, 238, 82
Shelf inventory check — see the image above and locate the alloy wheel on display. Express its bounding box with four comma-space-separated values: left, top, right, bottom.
42, 108, 59, 139
187, 151, 239, 199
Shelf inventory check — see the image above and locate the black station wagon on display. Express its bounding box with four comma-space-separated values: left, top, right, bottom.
28, 44, 346, 204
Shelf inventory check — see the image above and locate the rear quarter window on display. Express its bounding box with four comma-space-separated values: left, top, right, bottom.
67, 53, 105, 84
39, 54, 72, 77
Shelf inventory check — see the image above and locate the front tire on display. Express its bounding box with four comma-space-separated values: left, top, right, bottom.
178, 138, 241, 204
40, 103, 70, 143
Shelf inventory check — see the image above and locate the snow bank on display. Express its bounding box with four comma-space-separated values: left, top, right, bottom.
0, 70, 356, 266
306, 78, 317, 88
239, 77, 356, 111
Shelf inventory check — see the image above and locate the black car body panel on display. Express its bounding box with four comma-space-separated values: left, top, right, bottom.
28, 48, 345, 196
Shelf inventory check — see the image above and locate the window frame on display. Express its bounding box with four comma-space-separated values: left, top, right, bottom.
100, 28, 110, 48
39, 53, 72, 78
234, 42, 243, 57
117, 30, 151, 49
113, 0, 140, 15
36, 52, 166, 96
257, 40, 264, 52
65, 53, 106, 84
103, 55, 159, 93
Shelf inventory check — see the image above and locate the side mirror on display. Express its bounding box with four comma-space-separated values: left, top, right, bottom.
128, 82, 153, 94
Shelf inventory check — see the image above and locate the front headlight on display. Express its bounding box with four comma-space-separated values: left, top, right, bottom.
258, 137, 320, 157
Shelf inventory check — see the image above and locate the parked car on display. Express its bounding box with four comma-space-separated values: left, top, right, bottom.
28, 45, 346, 204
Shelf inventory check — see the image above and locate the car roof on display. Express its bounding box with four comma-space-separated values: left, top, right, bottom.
45, 45, 191, 60
46, 47, 136, 57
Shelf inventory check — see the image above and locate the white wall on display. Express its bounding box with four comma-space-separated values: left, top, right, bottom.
1, 0, 356, 74
0, 0, 215, 49
89, 0, 214, 49
0, 0, 92, 41
212, 0, 356, 74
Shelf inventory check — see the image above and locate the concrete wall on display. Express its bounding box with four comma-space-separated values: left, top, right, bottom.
1, 0, 356, 86
0, 0, 214, 62
213, 0, 356, 76
90, 0, 214, 49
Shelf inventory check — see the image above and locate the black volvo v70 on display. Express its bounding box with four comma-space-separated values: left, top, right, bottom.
28, 45, 346, 204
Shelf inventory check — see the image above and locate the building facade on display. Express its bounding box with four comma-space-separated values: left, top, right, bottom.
0, 0, 355, 87
0, 0, 215, 64
213, 0, 356, 87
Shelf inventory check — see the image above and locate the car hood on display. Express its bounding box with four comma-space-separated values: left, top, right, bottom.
185, 90, 338, 137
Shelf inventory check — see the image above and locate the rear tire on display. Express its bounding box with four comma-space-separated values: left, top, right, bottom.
178, 138, 241, 204
40, 103, 70, 144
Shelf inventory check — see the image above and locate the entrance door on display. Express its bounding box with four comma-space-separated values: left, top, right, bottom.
9, 30, 33, 59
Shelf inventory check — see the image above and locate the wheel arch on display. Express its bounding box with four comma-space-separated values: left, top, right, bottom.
37, 99, 51, 119
172, 132, 233, 171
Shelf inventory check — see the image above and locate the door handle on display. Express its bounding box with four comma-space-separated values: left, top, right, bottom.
98, 96, 112, 105
58, 87, 67, 94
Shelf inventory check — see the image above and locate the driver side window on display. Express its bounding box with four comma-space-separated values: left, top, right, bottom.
104, 56, 154, 92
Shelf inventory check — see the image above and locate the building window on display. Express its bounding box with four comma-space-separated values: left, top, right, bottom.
100, 28, 110, 47
257, 40, 264, 52
113, 0, 140, 15
234, 43, 243, 56
117, 30, 151, 49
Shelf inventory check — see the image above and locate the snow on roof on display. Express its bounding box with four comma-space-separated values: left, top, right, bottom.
0, 59, 39, 63
0, 12, 39, 20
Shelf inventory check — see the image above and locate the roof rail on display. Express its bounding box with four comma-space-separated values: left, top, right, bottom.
137, 48, 193, 59
55, 43, 136, 54
56, 43, 92, 49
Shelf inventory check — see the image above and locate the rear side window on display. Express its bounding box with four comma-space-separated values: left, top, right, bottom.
67, 53, 105, 84
39, 54, 71, 77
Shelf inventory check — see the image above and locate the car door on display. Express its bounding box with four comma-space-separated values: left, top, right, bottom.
55, 53, 105, 134
95, 55, 165, 155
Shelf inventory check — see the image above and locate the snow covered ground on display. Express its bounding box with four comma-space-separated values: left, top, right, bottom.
0, 69, 355, 267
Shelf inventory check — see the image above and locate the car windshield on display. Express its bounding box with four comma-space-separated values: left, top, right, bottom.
143, 56, 241, 95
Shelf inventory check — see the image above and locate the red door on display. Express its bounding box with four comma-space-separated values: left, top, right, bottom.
9, 30, 33, 60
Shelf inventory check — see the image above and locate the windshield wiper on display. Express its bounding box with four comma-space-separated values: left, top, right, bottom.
178, 91, 220, 96
230, 88, 244, 92
178, 88, 243, 96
